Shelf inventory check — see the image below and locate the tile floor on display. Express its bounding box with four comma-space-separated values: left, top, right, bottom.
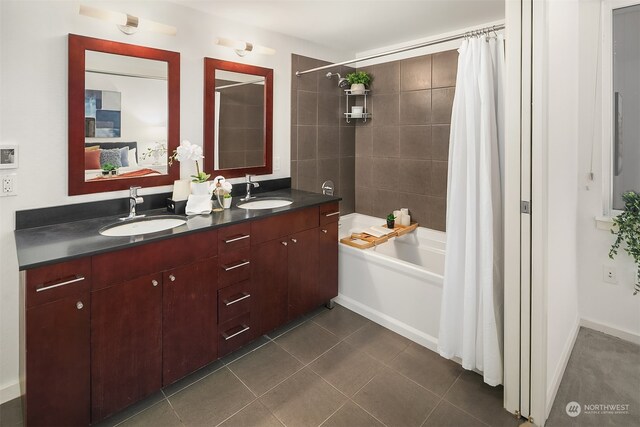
546, 327, 640, 427
0, 304, 520, 427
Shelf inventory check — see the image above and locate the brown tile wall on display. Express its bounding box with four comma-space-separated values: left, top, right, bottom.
291, 54, 355, 214
216, 79, 265, 169
354, 50, 457, 231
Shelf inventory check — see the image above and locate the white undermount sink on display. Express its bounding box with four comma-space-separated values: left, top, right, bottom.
100, 215, 187, 237
237, 197, 294, 210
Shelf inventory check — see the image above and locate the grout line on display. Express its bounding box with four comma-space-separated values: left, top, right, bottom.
162, 362, 227, 398
163, 390, 186, 426
317, 400, 349, 427
112, 396, 169, 427
227, 365, 260, 399
349, 397, 389, 427
213, 397, 257, 427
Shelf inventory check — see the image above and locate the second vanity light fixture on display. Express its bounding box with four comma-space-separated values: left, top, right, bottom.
79, 4, 177, 36
215, 37, 276, 57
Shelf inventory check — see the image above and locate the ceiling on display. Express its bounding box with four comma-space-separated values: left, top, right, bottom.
170, 0, 505, 52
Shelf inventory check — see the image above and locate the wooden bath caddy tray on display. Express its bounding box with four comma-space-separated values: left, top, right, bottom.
340, 222, 419, 250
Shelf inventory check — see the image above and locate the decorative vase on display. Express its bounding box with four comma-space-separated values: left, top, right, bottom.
191, 181, 213, 196
386, 219, 395, 229
223, 197, 232, 209
350, 83, 365, 95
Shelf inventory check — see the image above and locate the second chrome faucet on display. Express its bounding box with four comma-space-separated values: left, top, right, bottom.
239, 174, 260, 202
121, 186, 144, 220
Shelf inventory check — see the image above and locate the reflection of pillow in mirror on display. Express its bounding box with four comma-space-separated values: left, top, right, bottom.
85, 149, 101, 169
128, 148, 138, 167
119, 147, 130, 167
100, 149, 123, 168
85, 145, 100, 151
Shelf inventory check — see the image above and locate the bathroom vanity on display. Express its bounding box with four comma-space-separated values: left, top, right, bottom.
15, 190, 339, 426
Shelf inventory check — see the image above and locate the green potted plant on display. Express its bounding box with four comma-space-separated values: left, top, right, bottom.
609, 190, 640, 295
101, 163, 118, 177
346, 71, 372, 94
386, 213, 396, 229
222, 192, 232, 209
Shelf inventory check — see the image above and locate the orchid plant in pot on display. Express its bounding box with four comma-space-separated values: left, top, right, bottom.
169, 140, 211, 194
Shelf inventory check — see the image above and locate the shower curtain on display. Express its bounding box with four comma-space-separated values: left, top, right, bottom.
437, 35, 505, 387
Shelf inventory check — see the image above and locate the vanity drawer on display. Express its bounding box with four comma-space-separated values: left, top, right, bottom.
319, 202, 340, 225
92, 230, 218, 290
218, 313, 255, 357
218, 223, 251, 253
26, 258, 91, 308
218, 280, 253, 324
218, 248, 251, 289
251, 207, 318, 245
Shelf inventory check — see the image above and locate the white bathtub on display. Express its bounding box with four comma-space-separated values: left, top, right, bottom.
336, 213, 446, 352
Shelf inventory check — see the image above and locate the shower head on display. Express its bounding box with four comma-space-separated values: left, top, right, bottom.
326, 72, 350, 89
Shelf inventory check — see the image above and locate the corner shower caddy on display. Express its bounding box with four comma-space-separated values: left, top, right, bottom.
343, 89, 371, 123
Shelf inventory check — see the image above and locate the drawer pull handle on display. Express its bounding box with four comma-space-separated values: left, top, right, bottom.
223, 260, 250, 271
36, 275, 85, 293
224, 292, 251, 306
281, 241, 288, 246
324, 211, 340, 217
152, 279, 159, 287
224, 234, 250, 244
169, 274, 176, 282
321, 229, 328, 234
76, 301, 84, 310
291, 238, 297, 243
223, 325, 250, 341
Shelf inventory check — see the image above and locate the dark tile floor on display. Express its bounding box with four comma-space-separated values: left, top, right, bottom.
546, 327, 640, 427
0, 304, 520, 427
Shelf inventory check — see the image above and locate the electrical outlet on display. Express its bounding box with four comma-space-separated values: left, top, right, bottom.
603, 265, 617, 284
1, 174, 17, 197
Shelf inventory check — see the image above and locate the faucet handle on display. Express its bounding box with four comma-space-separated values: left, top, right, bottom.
245, 174, 255, 183
129, 186, 142, 196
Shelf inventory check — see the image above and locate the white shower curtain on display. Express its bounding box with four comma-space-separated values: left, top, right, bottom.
437, 35, 505, 387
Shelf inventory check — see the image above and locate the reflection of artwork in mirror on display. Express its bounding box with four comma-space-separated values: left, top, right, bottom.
85, 90, 121, 137
83, 50, 168, 182
215, 70, 265, 170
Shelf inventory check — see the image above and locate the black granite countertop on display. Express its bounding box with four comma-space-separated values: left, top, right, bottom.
15, 189, 340, 270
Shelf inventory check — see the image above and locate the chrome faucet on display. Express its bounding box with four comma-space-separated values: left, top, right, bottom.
240, 174, 260, 202
121, 186, 145, 220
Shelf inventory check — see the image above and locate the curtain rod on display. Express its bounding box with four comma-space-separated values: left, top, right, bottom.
295, 23, 505, 76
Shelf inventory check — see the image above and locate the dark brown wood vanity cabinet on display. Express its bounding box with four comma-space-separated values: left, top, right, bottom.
89, 231, 218, 422
20, 202, 339, 426
22, 258, 91, 427
251, 203, 340, 335
216, 223, 256, 357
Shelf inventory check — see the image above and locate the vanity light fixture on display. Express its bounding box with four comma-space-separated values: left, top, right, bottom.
79, 4, 177, 36
215, 37, 276, 57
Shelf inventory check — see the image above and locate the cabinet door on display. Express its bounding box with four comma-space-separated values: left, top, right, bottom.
163, 259, 217, 386
26, 293, 90, 427
252, 238, 288, 335
317, 222, 339, 305
91, 274, 162, 422
288, 227, 319, 320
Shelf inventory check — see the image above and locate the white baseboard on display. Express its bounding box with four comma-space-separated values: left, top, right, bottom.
0, 381, 20, 405
580, 317, 640, 345
545, 316, 580, 420
334, 294, 439, 353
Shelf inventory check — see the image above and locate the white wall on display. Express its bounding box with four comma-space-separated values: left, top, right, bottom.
577, 0, 640, 342
541, 0, 582, 418
0, 0, 351, 403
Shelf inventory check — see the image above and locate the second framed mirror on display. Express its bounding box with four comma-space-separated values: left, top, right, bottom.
204, 58, 273, 178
